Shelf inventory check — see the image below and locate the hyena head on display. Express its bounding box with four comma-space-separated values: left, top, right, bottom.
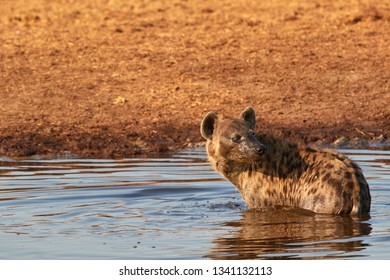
200, 107, 267, 163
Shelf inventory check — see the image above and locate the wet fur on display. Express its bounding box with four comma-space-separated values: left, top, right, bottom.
201, 107, 371, 215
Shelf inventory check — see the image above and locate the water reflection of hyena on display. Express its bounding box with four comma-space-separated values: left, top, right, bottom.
207, 209, 372, 260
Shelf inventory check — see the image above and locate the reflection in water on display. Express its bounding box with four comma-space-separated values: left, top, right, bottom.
0, 148, 389, 259
209, 209, 372, 259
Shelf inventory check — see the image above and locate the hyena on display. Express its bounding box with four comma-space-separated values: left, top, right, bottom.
200, 107, 371, 214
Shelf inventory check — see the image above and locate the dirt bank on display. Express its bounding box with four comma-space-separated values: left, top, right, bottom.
1, 0, 389, 158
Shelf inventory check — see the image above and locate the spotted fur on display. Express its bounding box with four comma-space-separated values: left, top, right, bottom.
200, 107, 371, 214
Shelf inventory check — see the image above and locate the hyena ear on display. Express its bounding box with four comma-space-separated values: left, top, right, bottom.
200, 112, 218, 140
240, 106, 256, 130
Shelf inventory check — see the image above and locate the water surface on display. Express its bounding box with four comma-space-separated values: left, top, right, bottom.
0, 148, 389, 259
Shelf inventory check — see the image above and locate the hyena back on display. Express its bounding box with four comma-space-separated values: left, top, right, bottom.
200, 107, 371, 215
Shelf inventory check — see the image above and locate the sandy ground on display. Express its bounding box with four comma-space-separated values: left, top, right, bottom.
0, 0, 389, 158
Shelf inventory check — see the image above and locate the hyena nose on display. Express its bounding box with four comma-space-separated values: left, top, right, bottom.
255, 144, 267, 155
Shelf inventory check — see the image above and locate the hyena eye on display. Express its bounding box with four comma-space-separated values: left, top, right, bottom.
231, 134, 242, 143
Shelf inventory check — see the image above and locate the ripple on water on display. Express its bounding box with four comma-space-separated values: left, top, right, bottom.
0, 148, 389, 259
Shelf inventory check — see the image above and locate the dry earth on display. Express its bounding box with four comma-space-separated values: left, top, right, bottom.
1, 0, 389, 158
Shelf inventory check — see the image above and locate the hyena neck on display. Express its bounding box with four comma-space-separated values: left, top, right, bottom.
208, 155, 249, 186
206, 143, 245, 185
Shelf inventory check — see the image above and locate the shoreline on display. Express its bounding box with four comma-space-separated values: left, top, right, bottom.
1, 129, 388, 160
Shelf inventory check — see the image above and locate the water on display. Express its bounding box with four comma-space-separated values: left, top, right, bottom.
0, 148, 389, 260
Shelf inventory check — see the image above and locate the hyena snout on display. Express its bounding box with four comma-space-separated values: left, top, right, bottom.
249, 141, 267, 155
254, 143, 267, 155
244, 136, 267, 157
247, 131, 267, 155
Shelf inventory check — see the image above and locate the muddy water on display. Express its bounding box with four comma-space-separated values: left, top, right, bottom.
0, 148, 389, 259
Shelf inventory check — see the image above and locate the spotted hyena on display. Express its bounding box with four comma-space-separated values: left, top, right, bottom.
200, 107, 371, 214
